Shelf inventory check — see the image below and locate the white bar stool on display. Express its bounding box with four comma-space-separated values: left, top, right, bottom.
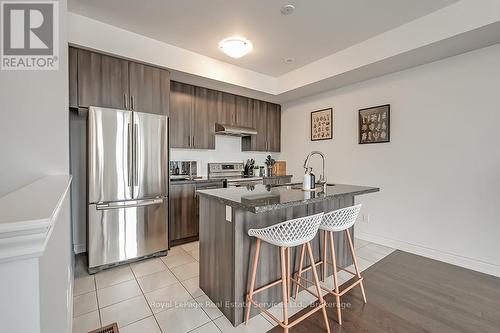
294, 204, 366, 325
245, 212, 330, 333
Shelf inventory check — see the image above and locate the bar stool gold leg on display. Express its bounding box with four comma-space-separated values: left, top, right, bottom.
322, 230, 328, 281
345, 229, 367, 303
280, 247, 289, 333
286, 247, 291, 302
245, 238, 261, 325
328, 231, 342, 324
306, 242, 331, 333
293, 244, 305, 299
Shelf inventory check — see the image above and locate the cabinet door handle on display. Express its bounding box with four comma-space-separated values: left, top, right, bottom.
192, 135, 195, 147
124, 93, 129, 109
188, 135, 191, 147
131, 95, 135, 110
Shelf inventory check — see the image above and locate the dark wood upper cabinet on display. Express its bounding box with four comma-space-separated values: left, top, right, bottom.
77, 49, 129, 110
169, 183, 198, 244
243, 99, 267, 151
70, 47, 170, 115
235, 95, 253, 128
242, 99, 281, 152
129, 62, 170, 115
266, 103, 281, 152
255, 100, 269, 151
170, 81, 193, 148
193, 87, 217, 149
218, 92, 236, 125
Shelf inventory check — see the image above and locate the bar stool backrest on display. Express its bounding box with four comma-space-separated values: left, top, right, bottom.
320, 204, 362, 232
248, 212, 324, 247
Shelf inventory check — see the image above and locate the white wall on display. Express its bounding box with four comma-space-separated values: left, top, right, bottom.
281, 43, 500, 276
0, 258, 40, 332
171, 135, 280, 177
0, 0, 69, 197
0, 0, 73, 331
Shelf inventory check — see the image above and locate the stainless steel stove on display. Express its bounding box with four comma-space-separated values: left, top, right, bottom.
208, 162, 263, 187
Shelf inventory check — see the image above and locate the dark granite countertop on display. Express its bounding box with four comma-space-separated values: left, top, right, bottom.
197, 183, 379, 213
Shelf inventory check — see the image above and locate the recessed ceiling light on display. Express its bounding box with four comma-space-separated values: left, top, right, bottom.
284, 57, 295, 64
281, 4, 295, 15
219, 37, 253, 58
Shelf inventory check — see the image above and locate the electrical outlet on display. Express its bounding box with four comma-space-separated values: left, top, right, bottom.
361, 214, 370, 223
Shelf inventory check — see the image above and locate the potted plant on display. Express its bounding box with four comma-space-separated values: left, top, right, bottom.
265, 155, 276, 177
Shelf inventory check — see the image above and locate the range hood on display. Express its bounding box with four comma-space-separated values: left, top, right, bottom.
215, 123, 257, 136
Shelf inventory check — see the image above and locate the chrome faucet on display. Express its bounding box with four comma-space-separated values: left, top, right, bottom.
303, 151, 327, 191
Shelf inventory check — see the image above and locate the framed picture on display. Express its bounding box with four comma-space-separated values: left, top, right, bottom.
311, 108, 333, 141
359, 104, 390, 144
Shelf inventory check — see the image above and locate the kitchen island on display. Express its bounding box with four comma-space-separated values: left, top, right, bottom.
197, 183, 379, 326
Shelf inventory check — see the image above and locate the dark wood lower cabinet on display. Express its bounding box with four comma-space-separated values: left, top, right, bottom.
169, 183, 198, 246
169, 181, 224, 246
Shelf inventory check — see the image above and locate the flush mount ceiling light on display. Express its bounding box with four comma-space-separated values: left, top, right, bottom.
219, 37, 253, 58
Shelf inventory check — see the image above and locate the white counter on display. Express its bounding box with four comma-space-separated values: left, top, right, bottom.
0, 175, 73, 333
0, 175, 72, 263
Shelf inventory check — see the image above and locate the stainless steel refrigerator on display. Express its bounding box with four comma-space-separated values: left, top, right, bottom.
87, 106, 168, 273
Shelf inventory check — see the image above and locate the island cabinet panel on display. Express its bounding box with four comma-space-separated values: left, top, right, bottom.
170, 81, 194, 148
169, 183, 198, 245
192, 86, 217, 149
77, 49, 129, 110
199, 195, 355, 326
129, 62, 170, 115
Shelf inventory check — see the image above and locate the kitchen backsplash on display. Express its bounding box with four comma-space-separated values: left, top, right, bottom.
170, 135, 280, 177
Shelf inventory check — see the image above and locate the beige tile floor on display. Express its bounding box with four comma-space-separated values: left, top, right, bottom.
72, 239, 394, 333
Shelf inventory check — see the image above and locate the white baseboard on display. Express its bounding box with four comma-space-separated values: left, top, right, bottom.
73, 244, 86, 254
356, 231, 500, 278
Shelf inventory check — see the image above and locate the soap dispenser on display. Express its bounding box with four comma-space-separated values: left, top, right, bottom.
309, 169, 316, 189
303, 167, 312, 190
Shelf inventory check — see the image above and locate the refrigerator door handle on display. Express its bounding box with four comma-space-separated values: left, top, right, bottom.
134, 123, 139, 187
127, 122, 133, 187
96, 198, 164, 210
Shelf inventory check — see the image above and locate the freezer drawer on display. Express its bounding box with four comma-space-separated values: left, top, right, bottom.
88, 198, 168, 270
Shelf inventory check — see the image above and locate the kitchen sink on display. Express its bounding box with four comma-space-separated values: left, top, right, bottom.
286, 183, 335, 190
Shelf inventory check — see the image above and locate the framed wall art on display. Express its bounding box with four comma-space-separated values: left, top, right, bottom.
311, 108, 333, 141
359, 104, 390, 144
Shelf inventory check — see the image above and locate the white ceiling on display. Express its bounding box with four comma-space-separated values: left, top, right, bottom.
68, 0, 457, 76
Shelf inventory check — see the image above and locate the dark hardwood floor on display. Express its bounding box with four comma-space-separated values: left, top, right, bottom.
268, 250, 500, 333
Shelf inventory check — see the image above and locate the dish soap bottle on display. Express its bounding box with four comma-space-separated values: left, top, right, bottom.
303, 167, 312, 190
